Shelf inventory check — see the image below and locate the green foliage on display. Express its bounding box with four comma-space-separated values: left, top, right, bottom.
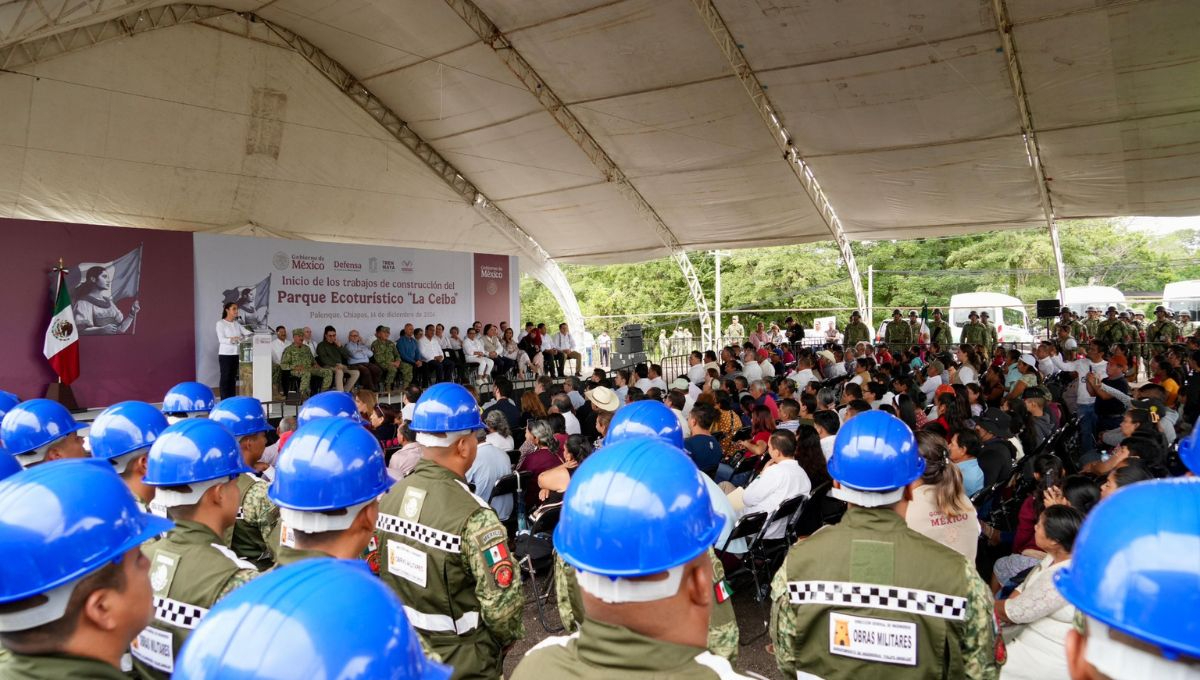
520, 219, 1200, 331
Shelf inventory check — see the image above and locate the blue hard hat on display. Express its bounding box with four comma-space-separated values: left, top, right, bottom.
0, 450, 20, 482
554, 437, 722, 577
0, 459, 173, 605
89, 401, 169, 463
174, 559, 451, 680
269, 417, 392, 512
409, 382, 484, 433
1178, 427, 1200, 475
0, 398, 85, 456
162, 382, 216, 414
0, 391, 20, 422
143, 419, 252, 487
605, 400, 684, 449
297, 392, 362, 428
209, 396, 272, 438
828, 410, 924, 492
1055, 479, 1200, 659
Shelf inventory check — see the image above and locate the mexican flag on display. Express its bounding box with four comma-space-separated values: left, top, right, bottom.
44, 268, 80, 384
483, 543, 509, 567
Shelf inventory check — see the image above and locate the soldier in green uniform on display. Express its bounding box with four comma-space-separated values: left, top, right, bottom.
553, 399, 740, 662
135, 420, 260, 679
377, 382, 524, 679
88, 400, 169, 513
1179, 311, 1196, 338
884, 309, 914, 351
927, 308, 953, 347
0, 461, 173, 680
842, 310, 872, 349
209, 396, 281, 570
372, 324, 408, 392
512, 436, 750, 680
961, 310, 988, 350
907, 311, 925, 344
1096, 306, 1129, 346
169, 560, 451, 680
266, 415, 391, 569
979, 311, 999, 356
770, 411, 1002, 680
1082, 306, 1102, 340
1146, 305, 1181, 355
280, 327, 333, 397
1055, 307, 1085, 343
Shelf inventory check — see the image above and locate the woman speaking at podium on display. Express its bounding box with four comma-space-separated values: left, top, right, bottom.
216, 302, 250, 399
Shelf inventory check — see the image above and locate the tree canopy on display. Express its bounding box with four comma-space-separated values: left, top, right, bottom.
520, 219, 1200, 334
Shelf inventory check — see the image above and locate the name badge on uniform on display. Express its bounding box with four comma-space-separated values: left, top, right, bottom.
387, 539, 428, 588
130, 626, 174, 673
399, 487, 427, 521
279, 523, 296, 548
829, 613, 918, 666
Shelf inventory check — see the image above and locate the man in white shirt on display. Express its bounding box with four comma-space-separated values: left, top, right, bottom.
813, 411, 840, 461
647, 364, 668, 392
303, 326, 317, 354
1035, 341, 1060, 378
633, 364, 653, 392
919, 360, 945, 400
1050, 338, 1108, 462
758, 349, 776, 379
741, 349, 763, 382
596, 331, 611, 367
551, 323, 583, 376
686, 351, 707, 384
728, 430, 811, 540
462, 326, 493, 379
787, 354, 818, 392
271, 325, 288, 365
550, 393, 581, 435
417, 324, 451, 383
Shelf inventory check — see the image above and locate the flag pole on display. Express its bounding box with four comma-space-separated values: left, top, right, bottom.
54, 258, 64, 385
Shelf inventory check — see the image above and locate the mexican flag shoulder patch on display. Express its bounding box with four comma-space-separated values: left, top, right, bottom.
715, 579, 733, 603
483, 542, 510, 567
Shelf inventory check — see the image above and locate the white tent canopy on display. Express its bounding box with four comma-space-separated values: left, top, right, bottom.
1, 0, 1198, 331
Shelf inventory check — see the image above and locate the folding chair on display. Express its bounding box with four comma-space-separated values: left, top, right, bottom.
488, 471, 532, 537
715, 511, 767, 560
788, 480, 832, 540
515, 504, 562, 633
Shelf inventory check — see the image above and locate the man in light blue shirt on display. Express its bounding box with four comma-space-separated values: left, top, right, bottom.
949, 428, 985, 496
345, 328, 381, 391
467, 430, 514, 520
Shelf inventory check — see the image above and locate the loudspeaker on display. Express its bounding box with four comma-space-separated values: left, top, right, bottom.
1035, 299, 1062, 319
617, 324, 644, 354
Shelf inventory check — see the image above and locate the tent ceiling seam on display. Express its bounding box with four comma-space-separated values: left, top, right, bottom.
689, 0, 869, 321
991, 0, 1068, 300
443, 0, 715, 348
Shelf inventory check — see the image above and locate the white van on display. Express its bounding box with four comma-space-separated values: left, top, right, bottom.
947, 292, 1035, 345
1163, 280, 1200, 318
1063, 286, 1126, 316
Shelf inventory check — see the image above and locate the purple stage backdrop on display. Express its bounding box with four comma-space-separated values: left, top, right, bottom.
2, 218, 194, 407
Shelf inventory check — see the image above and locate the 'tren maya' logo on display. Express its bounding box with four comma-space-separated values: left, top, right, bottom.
381, 260, 396, 271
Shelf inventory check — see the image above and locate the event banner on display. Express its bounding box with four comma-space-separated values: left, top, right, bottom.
0, 218, 195, 407
193, 234, 518, 385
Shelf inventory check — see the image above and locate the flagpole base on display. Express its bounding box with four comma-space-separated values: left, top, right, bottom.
44, 383, 80, 412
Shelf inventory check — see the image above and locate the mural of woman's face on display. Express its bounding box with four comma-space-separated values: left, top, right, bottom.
91, 269, 111, 290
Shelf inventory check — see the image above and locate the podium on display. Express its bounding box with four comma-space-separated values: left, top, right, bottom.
238, 331, 274, 401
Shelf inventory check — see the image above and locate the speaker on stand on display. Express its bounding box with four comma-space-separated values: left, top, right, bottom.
1036, 299, 1062, 340
610, 324, 647, 371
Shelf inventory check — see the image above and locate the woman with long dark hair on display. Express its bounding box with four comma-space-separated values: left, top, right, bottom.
909, 431, 977, 560
215, 301, 248, 399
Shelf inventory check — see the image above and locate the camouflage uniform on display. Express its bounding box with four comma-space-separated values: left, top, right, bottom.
1083, 317, 1102, 341
981, 321, 999, 352
280, 340, 333, 396
1147, 319, 1180, 355
376, 459, 524, 680
883, 319, 913, 351
1180, 320, 1197, 338
1097, 319, 1130, 346
371, 337, 408, 391
843, 321, 871, 348
927, 319, 953, 347
224, 474, 280, 570
961, 321, 988, 348
770, 508, 1001, 680
554, 548, 739, 663
1056, 319, 1085, 342
133, 520, 258, 678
